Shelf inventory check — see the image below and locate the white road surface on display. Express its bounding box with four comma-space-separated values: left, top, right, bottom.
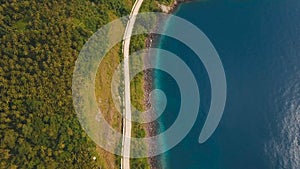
121, 0, 144, 169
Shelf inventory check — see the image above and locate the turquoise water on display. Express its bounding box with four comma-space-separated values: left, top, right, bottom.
155, 0, 300, 168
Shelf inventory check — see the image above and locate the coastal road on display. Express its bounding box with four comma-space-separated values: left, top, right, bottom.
121, 0, 144, 169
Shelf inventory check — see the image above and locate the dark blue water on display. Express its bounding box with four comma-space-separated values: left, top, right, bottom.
155, 0, 300, 168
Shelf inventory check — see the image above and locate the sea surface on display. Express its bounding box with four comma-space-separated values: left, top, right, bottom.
154, 0, 300, 168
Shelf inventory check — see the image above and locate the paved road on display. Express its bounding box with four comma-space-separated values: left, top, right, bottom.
121, 0, 144, 169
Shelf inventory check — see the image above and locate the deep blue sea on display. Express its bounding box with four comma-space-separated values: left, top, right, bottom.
154, 0, 300, 168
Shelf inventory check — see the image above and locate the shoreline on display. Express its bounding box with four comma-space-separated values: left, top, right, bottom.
142, 1, 192, 168
158, 0, 193, 14
143, 68, 162, 169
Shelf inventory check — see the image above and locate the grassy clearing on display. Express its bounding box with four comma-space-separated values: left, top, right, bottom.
95, 41, 125, 169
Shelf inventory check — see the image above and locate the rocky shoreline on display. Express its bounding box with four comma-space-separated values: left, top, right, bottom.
143, 68, 162, 169
158, 0, 192, 14
143, 1, 193, 168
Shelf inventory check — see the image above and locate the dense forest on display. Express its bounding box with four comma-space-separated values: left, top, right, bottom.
0, 0, 174, 168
